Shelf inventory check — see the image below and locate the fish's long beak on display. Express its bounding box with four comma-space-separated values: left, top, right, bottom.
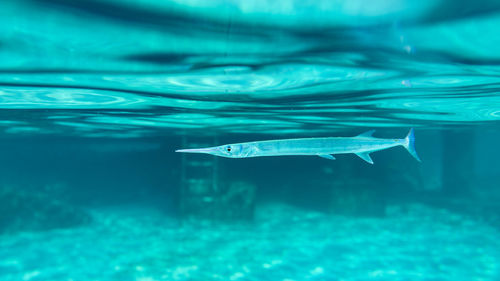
175, 147, 217, 154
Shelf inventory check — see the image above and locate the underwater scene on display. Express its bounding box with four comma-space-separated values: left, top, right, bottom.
1, 0, 500, 280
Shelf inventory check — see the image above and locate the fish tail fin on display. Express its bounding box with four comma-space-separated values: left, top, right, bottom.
404, 128, 421, 162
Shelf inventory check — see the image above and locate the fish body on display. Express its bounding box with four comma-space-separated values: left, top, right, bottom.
176, 129, 420, 164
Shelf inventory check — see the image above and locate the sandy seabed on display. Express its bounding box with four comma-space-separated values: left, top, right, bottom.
1, 203, 499, 281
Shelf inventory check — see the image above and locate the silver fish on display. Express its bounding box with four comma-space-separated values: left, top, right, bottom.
176, 128, 421, 164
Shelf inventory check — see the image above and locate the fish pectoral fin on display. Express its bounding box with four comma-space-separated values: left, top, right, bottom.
318, 154, 336, 160
355, 152, 374, 164
356, 129, 375, 138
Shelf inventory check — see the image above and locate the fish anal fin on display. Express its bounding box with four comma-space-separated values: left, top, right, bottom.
356, 152, 374, 164
318, 154, 336, 160
357, 129, 375, 138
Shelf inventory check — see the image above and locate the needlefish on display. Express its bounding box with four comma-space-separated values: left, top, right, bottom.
176, 128, 421, 164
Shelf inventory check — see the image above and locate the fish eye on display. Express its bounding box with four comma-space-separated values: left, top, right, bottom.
226, 146, 232, 152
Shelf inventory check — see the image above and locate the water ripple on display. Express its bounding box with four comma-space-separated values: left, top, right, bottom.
1, 0, 500, 136
0, 87, 147, 109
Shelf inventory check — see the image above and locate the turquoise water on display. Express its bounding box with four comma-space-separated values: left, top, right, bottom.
1, 0, 500, 136
1, 0, 500, 280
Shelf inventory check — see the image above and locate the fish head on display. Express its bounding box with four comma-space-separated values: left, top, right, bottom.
176, 143, 245, 158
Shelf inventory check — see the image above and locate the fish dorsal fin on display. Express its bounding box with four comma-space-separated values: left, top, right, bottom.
357, 129, 375, 138
356, 152, 374, 164
318, 154, 336, 160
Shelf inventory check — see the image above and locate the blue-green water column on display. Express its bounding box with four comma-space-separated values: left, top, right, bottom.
442, 130, 476, 197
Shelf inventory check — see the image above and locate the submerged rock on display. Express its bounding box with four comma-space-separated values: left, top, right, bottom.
0, 186, 91, 234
